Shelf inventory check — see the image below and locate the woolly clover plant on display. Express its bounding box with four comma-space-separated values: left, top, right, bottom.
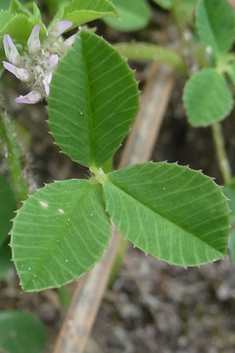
0, 0, 230, 292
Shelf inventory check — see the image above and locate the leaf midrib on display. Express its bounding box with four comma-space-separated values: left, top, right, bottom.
204, 0, 219, 53
18, 181, 96, 290
81, 33, 95, 167
106, 178, 226, 254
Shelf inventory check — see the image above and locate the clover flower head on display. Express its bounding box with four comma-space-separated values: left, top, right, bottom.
2, 20, 74, 104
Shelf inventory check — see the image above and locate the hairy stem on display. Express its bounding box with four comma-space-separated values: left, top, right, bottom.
0, 98, 28, 203
211, 122, 232, 185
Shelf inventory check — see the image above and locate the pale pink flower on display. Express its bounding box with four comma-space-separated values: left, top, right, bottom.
43, 72, 53, 96
47, 21, 73, 42
62, 34, 76, 50
27, 24, 41, 54
15, 91, 42, 104
49, 54, 59, 68
2, 61, 31, 82
3, 34, 21, 65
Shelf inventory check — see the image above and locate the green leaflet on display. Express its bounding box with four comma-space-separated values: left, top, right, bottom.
0, 0, 11, 10
0, 174, 15, 278
196, 0, 235, 58
48, 31, 139, 168
0, 14, 32, 43
11, 179, 111, 292
114, 42, 186, 71
0, 3, 45, 42
0, 174, 16, 247
103, 0, 151, 32
10, 0, 32, 18
49, 0, 118, 30
152, 0, 172, 10
33, 4, 42, 21
0, 10, 14, 31
0, 311, 46, 353
103, 162, 229, 266
47, 0, 70, 14
183, 68, 233, 126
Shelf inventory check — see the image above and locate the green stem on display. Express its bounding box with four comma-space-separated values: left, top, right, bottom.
211, 122, 232, 185
0, 105, 28, 204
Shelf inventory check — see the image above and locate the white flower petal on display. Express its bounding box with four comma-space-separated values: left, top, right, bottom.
27, 24, 41, 54
3, 61, 31, 82
15, 91, 42, 104
62, 34, 76, 50
3, 34, 21, 65
43, 73, 53, 96
48, 20, 73, 42
49, 54, 59, 68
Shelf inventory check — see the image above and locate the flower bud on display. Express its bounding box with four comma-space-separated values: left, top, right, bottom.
48, 20, 73, 42
49, 54, 59, 68
43, 72, 53, 96
62, 34, 76, 50
15, 91, 42, 104
27, 24, 41, 54
2, 61, 31, 82
3, 34, 21, 65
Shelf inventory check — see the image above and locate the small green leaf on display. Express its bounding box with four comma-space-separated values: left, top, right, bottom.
33, 3, 41, 21
0, 0, 11, 10
0, 10, 14, 31
103, 162, 229, 266
114, 42, 186, 71
0, 14, 32, 43
152, 0, 172, 10
103, 0, 151, 32
10, 0, 32, 18
0, 311, 46, 353
47, 0, 70, 14
196, 0, 235, 58
0, 239, 13, 279
0, 174, 16, 248
50, 0, 118, 30
183, 68, 233, 126
48, 31, 139, 168
11, 179, 111, 292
